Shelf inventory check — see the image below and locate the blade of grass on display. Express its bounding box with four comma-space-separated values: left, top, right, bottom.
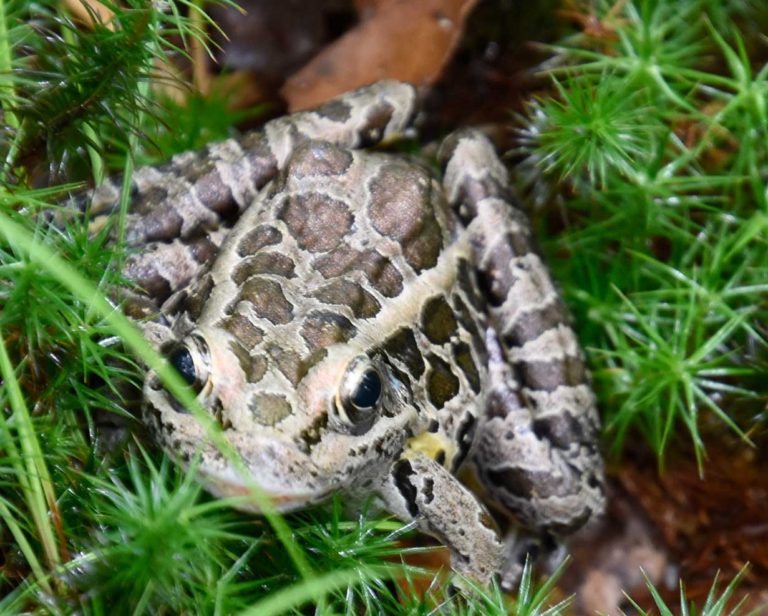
237, 567, 384, 616
0, 495, 52, 594
0, 327, 62, 576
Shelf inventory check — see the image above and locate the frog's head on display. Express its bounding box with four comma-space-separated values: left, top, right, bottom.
142, 136, 453, 511
143, 328, 420, 511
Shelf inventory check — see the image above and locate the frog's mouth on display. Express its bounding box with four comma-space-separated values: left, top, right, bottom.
196, 465, 332, 513
199, 471, 329, 513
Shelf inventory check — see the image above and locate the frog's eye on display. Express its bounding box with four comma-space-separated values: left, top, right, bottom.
335, 357, 384, 434
164, 334, 210, 398
350, 369, 382, 410
169, 347, 196, 386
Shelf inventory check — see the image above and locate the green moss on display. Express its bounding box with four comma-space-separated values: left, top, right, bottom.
517, 0, 768, 470
0, 0, 764, 611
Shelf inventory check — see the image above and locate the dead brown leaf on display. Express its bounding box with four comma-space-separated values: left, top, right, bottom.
619, 441, 768, 605
63, 0, 115, 29
281, 0, 479, 111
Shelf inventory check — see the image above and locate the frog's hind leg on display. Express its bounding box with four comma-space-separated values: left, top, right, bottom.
439, 129, 605, 586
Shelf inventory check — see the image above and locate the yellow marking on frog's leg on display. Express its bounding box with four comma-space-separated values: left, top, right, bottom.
405, 431, 457, 468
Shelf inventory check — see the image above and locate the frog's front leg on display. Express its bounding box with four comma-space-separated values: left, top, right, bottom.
440, 130, 605, 583
379, 453, 503, 586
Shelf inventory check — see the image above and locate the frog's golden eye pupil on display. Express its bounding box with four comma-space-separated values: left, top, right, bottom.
169, 346, 196, 387
351, 368, 381, 410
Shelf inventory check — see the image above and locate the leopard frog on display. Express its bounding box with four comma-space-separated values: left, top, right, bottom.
84, 81, 605, 586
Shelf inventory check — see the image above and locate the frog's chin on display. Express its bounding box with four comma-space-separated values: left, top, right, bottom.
196, 468, 331, 513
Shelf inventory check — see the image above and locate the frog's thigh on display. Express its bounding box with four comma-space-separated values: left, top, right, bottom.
439, 130, 605, 531
380, 453, 503, 585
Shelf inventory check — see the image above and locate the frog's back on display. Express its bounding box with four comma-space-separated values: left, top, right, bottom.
127, 81, 604, 587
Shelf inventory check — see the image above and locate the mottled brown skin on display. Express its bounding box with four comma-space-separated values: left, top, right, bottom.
74, 82, 605, 588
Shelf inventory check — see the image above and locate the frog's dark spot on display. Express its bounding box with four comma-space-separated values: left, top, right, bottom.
182, 274, 215, 320
425, 353, 459, 409
234, 277, 293, 325
486, 244, 551, 306
551, 509, 592, 535
456, 259, 486, 312
487, 467, 570, 503
427, 419, 439, 433
367, 162, 443, 272
187, 161, 237, 216
238, 132, 279, 189
476, 269, 505, 307
211, 398, 229, 428
382, 327, 424, 380
486, 467, 534, 498
313, 244, 403, 297
277, 192, 352, 253
311, 279, 381, 319
453, 174, 511, 220
300, 311, 356, 354
451, 295, 482, 340
267, 344, 309, 387
434, 450, 446, 466
532, 414, 583, 449
298, 412, 329, 454
359, 101, 395, 147
504, 226, 533, 257
515, 357, 586, 392
452, 341, 480, 394
189, 235, 219, 265
454, 413, 477, 470
588, 473, 602, 489
249, 393, 292, 426
138, 186, 169, 212
229, 341, 267, 383
285, 141, 353, 178
217, 314, 264, 349
392, 459, 418, 517
423, 477, 434, 503
142, 206, 183, 242
197, 145, 215, 168
504, 301, 567, 347
127, 182, 141, 203
421, 295, 458, 345
125, 259, 172, 303
315, 98, 352, 122
237, 224, 282, 257
232, 253, 296, 284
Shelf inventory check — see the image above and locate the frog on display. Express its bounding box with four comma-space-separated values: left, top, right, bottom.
83, 80, 605, 587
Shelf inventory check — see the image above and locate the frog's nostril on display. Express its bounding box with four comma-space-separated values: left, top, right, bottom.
148, 373, 162, 390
